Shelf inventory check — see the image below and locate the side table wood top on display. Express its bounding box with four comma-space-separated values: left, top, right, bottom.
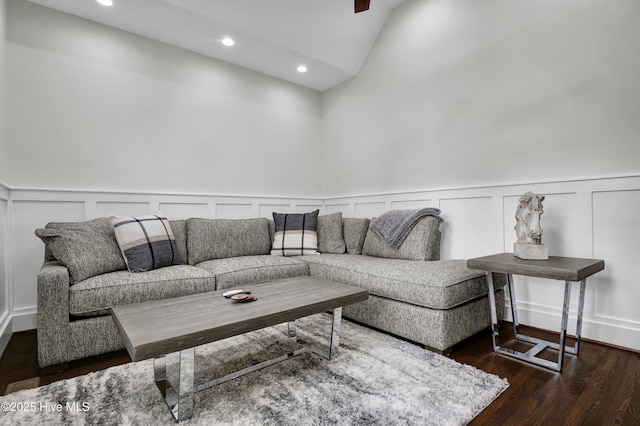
467, 253, 605, 281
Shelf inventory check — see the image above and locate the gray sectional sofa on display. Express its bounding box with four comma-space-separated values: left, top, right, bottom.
35, 213, 505, 369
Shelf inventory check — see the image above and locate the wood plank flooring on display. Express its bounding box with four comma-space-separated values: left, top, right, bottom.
1, 322, 639, 425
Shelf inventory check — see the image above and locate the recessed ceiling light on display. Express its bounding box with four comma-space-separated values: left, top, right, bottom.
222, 37, 235, 47
96, 0, 113, 6
297, 65, 308, 73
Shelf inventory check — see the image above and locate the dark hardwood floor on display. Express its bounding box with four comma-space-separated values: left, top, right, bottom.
1, 322, 639, 425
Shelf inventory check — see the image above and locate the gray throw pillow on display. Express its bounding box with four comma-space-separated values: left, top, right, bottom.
343, 218, 370, 255
317, 212, 346, 254
362, 216, 441, 261
35, 217, 127, 284
187, 218, 271, 265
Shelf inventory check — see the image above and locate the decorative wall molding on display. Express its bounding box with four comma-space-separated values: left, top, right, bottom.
1, 174, 639, 357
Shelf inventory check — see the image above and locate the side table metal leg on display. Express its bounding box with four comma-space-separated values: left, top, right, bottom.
485, 271, 500, 351
507, 274, 520, 337
574, 278, 587, 355
556, 281, 573, 371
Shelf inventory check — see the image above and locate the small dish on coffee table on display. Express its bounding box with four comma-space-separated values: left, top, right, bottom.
230, 294, 257, 303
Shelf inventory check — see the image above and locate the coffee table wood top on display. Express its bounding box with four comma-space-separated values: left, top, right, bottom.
111, 276, 368, 362
467, 253, 605, 281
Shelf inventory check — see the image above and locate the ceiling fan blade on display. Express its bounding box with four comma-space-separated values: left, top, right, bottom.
355, 0, 370, 13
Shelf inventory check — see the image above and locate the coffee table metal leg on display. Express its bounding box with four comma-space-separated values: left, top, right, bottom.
155, 349, 195, 422
288, 320, 297, 339
557, 280, 572, 371
328, 307, 342, 360
154, 356, 167, 396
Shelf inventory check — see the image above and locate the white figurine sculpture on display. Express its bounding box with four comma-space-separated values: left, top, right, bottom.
514, 191, 548, 260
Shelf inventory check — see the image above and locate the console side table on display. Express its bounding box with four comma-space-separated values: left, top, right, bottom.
467, 253, 605, 372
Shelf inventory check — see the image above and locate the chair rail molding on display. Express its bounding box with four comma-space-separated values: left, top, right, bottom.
1, 173, 640, 358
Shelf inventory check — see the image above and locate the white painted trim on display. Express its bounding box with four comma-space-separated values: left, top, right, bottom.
324, 173, 640, 200
9, 307, 37, 332
0, 311, 11, 359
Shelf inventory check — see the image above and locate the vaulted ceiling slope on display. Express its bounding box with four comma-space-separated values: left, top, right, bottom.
27, 0, 406, 91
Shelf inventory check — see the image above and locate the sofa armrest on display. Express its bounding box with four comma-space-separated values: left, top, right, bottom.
37, 261, 71, 325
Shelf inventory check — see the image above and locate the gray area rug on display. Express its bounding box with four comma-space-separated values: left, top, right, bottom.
0, 314, 507, 425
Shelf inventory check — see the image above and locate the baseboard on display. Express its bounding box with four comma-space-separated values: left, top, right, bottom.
9, 308, 37, 332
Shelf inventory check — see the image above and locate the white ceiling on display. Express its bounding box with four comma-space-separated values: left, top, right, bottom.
26, 0, 406, 91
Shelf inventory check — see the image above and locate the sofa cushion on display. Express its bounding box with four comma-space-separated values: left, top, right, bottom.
317, 212, 346, 254
300, 254, 506, 310
169, 220, 188, 265
187, 218, 271, 265
35, 217, 127, 284
69, 265, 216, 317
110, 214, 181, 272
196, 255, 309, 291
271, 210, 319, 256
343, 218, 370, 255
362, 216, 441, 261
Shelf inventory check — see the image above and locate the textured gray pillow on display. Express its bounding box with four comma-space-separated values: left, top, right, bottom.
169, 220, 188, 265
187, 218, 271, 265
35, 217, 127, 284
343, 218, 370, 255
362, 216, 441, 261
317, 212, 346, 254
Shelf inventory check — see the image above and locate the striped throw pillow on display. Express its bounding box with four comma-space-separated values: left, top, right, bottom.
271, 210, 319, 256
109, 214, 181, 272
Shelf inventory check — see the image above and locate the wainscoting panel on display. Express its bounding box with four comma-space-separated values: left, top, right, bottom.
159, 202, 209, 220
95, 201, 152, 218
439, 197, 495, 260
324, 203, 351, 216
591, 190, 640, 347
295, 204, 323, 214
259, 204, 291, 217
354, 201, 387, 218
215, 203, 255, 219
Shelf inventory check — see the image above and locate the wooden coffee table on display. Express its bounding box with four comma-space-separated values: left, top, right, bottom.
111, 276, 368, 422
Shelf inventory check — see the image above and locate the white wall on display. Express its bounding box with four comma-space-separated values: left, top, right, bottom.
326, 175, 640, 351
0, 0, 7, 182
5, 0, 323, 197
321, 0, 640, 196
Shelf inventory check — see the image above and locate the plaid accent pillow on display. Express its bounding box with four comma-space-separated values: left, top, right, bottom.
271, 210, 319, 256
109, 214, 181, 272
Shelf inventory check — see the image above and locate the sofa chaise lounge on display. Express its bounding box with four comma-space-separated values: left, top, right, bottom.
35, 213, 505, 369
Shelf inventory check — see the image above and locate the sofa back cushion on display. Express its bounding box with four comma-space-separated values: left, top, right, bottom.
186, 218, 271, 265
35, 217, 127, 284
362, 216, 441, 261
342, 218, 370, 255
317, 212, 346, 254
169, 220, 188, 265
